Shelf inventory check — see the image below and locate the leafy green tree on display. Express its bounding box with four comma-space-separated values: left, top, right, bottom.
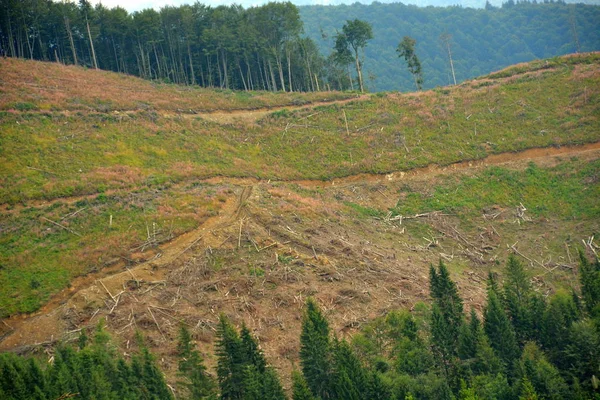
335, 19, 373, 93
300, 298, 333, 399
397, 36, 423, 91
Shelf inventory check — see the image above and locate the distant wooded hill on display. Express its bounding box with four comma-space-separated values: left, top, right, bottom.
300, 1, 600, 91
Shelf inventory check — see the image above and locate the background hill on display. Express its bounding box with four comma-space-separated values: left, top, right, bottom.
300, 1, 600, 91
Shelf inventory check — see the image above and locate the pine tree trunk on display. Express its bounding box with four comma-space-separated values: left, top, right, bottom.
268, 59, 277, 92
86, 17, 98, 69
6, 5, 16, 57
238, 61, 248, 91
64, 17, 77, 65
187, 42, 195, 85
275, 52, 286, 92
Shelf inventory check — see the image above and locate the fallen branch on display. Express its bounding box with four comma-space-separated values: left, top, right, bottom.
147, 307, 166, 340
41, 217, 81, 237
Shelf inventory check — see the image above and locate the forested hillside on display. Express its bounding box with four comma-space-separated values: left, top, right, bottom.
0, 1, 325, 92
2, 1, 599, 92
301, 1, 600, 91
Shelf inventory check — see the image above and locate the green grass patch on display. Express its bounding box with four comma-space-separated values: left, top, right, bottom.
392, 159, 600, 220
0, 185, 224, 317
344, 201, 384, 218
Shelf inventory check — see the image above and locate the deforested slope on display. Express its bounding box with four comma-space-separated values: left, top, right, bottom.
0, 52, 598, 321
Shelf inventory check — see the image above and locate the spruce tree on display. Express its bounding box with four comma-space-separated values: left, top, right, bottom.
261, 367, 286, 400
215, 315, 246, 400
458, 308, 479, 361
292, 370, 315, 400
429, 261, 465, 390
300, 298, 333, 399
517, 342, 568, 399
484, 290, 520, 370
504, 255, 535, 344
176, 324, 215, 399
578, 252, 600, 316
332, 338, 368, 399
240, 324, 267, 373
365, 371, 393, 400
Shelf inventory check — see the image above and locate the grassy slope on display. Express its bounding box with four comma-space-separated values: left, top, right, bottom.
0, 53, 599, 317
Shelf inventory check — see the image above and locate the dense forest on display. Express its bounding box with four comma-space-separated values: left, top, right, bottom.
0, 0, 329, 92
2, 253, 599, 399
300, 1, 600, 91
1, 0, 599, 92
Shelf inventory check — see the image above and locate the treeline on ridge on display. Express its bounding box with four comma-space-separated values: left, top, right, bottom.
2, 0, 600, 93
2, 252, 600, 399
0, 0, 332, 92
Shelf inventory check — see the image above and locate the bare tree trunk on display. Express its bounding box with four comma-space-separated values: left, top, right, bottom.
85, 16, 98, 69
354, 49, 364, 93
6, 4, 16, 57
440, 34, 456, 86
268, 59, 277, 92
286, 46, 293, 92
275, 50, 285, 92
187, 42, 195, 84
153, 43, 162, 78
64, 17, 77, 65
238, 61, 248, 91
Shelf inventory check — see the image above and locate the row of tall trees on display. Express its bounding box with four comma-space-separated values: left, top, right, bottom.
0, 0, 350, 92
2, 253, 599, 399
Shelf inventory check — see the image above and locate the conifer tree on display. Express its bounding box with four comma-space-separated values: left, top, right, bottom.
458, 308, 479, 361
292, 370, 315, 400
300, 298, 333, 399
176, 324, 215, 399
365, 371, 393, 400
429, 261, 465, 389
540, 291, 579, 369
261, 367, 286, 400
332, 338, 368, 399
519, 378, 539, 400
215, 315, 246, 400
503, 255, 535, 344
484, 290, 520, 370
578, 252, 600, 316
240, 324, 266, 373
564, 319, 600, 393
516, 342, 568, 399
